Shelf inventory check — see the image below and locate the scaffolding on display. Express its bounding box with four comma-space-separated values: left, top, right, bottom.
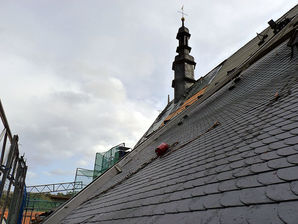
0, 100, 27, 224
73, 143, 130, 190
27, 181, 83, 194
74, 168, 94, 190
93, 143, 129, 179
23, 181, 83, 224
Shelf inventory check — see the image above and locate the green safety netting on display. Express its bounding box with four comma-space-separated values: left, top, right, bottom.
93, 143, 126, 179
74, 168, 94, 189
74, 143, 129, 190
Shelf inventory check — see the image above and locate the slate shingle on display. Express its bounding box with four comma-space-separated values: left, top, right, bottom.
276, 145, 298, 156
266, 182, 298, 201
277, 166, 298, 181
287, 154, 298, 164
277, 201, 298, 224
245, 204, 281, 224
290, 181, 298, 195
285, 136, 298, 145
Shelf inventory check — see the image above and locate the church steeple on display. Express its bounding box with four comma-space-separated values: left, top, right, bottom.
172, 17, 196, 103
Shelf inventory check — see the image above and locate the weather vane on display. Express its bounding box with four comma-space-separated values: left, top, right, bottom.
177, 5, 188, 25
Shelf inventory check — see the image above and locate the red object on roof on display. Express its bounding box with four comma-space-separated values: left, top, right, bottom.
155, 143, 169, 156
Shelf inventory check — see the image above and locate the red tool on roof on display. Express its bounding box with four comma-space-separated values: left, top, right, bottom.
155, 143, 169, 156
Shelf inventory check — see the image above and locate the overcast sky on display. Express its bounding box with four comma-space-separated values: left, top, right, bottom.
0, 0, 296, 186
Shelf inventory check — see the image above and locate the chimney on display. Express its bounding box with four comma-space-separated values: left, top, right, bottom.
172, 17, 196, 103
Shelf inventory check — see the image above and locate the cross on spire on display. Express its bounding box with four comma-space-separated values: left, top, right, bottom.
177, 5, 188, 26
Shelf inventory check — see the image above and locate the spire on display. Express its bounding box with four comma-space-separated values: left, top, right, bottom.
172, 13, 196, 103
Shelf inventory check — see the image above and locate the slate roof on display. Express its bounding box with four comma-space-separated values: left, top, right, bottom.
44, 5, 298, 224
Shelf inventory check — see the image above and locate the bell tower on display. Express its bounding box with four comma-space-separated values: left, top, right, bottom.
172, 17, 196, 103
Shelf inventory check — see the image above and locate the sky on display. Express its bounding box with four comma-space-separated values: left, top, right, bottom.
0, 0, 296, 186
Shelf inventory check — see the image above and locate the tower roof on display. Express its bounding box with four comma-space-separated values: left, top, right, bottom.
172, 16, 196, 103
177, 19, 190, 38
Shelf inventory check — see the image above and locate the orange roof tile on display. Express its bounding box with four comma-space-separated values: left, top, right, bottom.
161, 86, 207, 127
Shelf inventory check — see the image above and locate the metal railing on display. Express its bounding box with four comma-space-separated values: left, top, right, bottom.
0, 99, 27, 224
